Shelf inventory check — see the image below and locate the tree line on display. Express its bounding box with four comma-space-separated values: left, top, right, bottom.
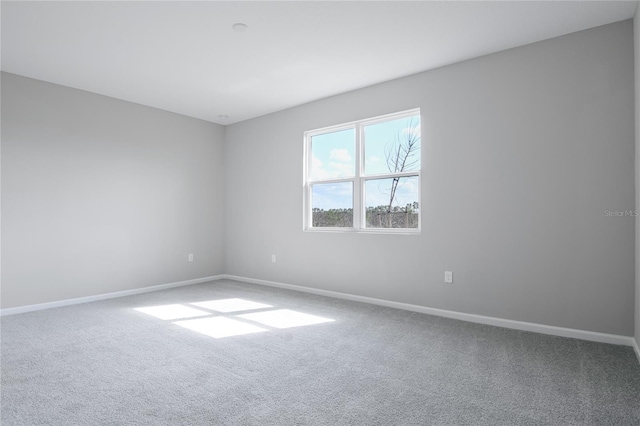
312, 202, 419, 228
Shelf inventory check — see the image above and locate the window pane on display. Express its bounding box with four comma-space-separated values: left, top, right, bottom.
365, 177, 419, 229
310, 128, 355, 181
311, 182, 353, 228
364, 115, 420, 176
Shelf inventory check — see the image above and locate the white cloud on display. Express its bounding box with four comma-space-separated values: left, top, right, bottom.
328, 162, 353, 177
365, 177, 418, 208
311, 154, 355, 180
402, 125, 421, 137
311, 155, 333, 180
329, 148, 351, 162
312, 155, 323, 168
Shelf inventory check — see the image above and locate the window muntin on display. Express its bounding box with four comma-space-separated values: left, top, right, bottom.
304, 109, 421, 233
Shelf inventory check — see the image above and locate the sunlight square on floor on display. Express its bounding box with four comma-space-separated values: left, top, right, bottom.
238, 309, 334, 329
191, 298, 272, 313
134, 304, 211, 320
173, 317, 268, 338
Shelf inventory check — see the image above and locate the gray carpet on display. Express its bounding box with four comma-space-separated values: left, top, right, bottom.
2, 279, 639, 425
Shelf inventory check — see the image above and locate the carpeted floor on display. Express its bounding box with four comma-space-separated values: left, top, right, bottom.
2, 279, 639, 425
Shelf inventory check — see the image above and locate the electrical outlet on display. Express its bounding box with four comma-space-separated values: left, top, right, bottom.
444, 271, 453, 283
188, 253, 194, 262
271, 254, 276, 263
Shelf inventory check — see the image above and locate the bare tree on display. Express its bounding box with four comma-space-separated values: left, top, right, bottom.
382, 117, 420, 227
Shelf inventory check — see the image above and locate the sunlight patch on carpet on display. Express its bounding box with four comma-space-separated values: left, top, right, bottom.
134, 304, 211, 320
174, 317, 268, 338
238, 309, 334, 329
191, 298, 272, 313
135, 301, 335, 338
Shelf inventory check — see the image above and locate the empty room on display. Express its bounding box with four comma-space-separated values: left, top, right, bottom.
2, 1, 640, 424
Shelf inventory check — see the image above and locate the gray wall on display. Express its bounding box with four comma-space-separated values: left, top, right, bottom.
635, 8, 640, 347
224, 20, 636, 336
1, 73, 226, 309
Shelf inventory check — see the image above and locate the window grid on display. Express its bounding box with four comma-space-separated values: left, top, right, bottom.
304, 109, 421, 233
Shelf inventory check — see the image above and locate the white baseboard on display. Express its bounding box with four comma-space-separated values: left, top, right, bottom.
221, 274, 636, 348
3, 273, 637, 357
0, 275, 223, 316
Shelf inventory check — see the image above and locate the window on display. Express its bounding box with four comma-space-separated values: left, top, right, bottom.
304, 109, 421, 233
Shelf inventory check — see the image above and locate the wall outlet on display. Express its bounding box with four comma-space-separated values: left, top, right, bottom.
188, 253, 194, 262
444, 271, 453, 283
271, 254, 276, 263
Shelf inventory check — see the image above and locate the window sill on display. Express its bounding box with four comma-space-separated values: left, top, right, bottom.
304, 227, 421, 235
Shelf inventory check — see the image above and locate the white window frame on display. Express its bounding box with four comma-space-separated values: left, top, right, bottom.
303, 108, 421, 234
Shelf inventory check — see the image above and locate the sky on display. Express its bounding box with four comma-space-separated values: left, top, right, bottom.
310, 115, 420, 211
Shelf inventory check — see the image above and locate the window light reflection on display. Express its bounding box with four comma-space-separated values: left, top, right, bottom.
238, 309, 334, 329
174, 317, 267, 339
191, 298, 272, 313
134, 304, 211, 320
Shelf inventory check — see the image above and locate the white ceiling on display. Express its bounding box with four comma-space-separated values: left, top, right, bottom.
2, 1, 637, 125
